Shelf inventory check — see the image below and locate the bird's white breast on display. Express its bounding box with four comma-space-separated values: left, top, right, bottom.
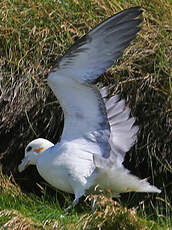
36, 141, 95, 194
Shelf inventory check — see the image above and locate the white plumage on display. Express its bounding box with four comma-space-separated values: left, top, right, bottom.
18, 7, 161, 209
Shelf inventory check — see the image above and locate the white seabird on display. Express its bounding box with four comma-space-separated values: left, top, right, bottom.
18, 7, 161, 208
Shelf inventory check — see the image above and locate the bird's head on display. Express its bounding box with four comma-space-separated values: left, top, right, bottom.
18, 138, 54, 172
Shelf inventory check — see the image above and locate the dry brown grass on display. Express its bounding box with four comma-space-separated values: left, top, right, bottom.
0, 209, 43, 230
79, 193, 157, 230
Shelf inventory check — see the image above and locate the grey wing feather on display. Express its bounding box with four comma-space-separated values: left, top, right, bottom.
106, 95, 120, 110
107, 98, 126, 119
106, 95, 139, 166
109, 107, 130, 124
99, 87, 108, 99
95, 89, 139, 167
50, 7, 142, 83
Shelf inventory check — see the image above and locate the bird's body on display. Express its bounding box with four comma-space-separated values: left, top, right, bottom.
37, 140, 94, 194
18, 7, 161, 208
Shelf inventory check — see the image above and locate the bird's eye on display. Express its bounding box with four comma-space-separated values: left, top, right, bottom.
26, 146, 32, 152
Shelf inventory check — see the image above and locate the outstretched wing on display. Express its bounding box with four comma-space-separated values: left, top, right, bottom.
47, 7, 142, 158
50, 7, 142, 83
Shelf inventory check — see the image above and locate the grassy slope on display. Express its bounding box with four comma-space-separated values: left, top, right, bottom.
0, 173, 170, 230
0, 0, 172, 229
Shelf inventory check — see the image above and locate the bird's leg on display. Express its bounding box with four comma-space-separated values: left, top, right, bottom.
73, 197, 80, 205
65, 180, 85, 211
65, 196, 80, 212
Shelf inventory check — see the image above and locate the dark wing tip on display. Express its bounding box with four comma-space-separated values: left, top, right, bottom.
50, 6, 143, 81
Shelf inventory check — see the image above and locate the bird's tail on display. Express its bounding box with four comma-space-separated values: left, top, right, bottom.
96, 167, 161, 197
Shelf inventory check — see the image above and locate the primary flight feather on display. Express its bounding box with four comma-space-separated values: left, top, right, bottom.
18, 7, 161, 209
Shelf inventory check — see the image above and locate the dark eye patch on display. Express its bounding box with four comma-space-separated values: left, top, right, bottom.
26, 146, 32, 152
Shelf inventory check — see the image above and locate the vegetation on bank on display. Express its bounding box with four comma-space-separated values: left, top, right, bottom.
0, 0, 171, 229
0, 173, 171, 229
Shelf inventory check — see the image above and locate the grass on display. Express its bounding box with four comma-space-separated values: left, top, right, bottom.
0, 0, 172, 229
0, 173, 171, 230
0, 173, 80, 229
